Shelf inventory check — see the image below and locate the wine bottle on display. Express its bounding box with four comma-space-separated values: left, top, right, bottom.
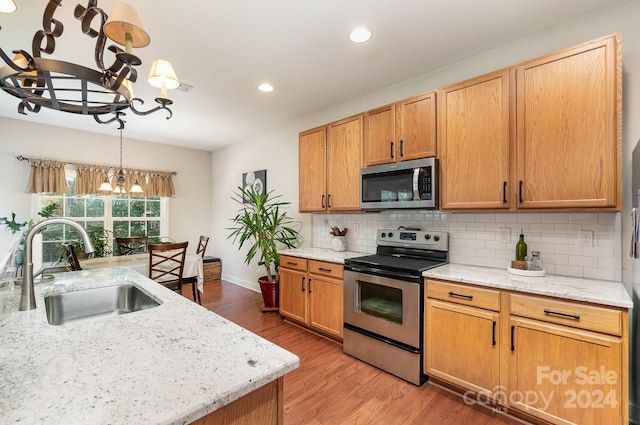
515, 229, 527, 261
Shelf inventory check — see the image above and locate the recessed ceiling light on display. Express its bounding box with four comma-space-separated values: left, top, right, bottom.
349, 27, 372, 43
258, 83, 274, 93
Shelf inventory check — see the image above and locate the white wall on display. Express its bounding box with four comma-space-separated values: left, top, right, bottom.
0, 118, 212, 252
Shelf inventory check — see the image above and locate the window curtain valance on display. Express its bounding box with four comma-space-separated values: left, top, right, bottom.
22, 157, 175, 197
76, 165, 175, 197
26, 159, 68, 194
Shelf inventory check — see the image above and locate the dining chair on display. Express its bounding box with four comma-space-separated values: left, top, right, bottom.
115, 236, 148, 256
61, 243, 82, 271
148, 241, 189, 295
196, 235, 209, 258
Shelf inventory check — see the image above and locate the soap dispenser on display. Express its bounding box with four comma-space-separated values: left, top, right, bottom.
515, 229, 527, 261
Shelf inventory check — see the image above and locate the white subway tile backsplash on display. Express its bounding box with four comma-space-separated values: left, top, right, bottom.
311, 211, 621, 281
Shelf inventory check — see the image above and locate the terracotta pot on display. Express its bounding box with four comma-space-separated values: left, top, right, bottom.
258, 276, 279, 309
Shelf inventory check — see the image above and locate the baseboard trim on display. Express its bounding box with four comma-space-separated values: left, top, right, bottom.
220, 273, 261, 293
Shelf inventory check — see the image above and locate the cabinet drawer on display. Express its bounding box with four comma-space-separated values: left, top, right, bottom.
280, 255, 308, 272
510, 293, 622, 336
426, 279, 501, 312
309, 260, 343, 279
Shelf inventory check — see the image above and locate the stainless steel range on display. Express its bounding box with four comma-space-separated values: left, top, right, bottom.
343, 228, 449, 386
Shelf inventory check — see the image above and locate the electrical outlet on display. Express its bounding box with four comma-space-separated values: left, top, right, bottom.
353, 223, 360, 233
499, 227, 511, 244
580, 230, 594, 247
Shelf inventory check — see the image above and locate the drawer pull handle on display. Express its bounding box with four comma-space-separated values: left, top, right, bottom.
511, 325, 515, 351
321, 194, 325, 209
301, 277, 305, 292
492, 321, 496, 346
318, 267, 332, 273
390, 141, 394, 159
544, 309, 580, 320
448, 291, 473, 300
503, 181, 507, 203
308, 279, 312, 294
287, 261, 298, 266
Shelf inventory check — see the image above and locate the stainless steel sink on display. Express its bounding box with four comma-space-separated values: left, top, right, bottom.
44, 284, 160, 325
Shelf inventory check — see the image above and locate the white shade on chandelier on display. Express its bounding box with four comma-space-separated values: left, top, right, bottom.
103, 2, 150, 53
0, 0, 16, 14
148, 59, 180, 98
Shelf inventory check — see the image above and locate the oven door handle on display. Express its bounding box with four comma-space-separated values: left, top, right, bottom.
345, 264, 420, 282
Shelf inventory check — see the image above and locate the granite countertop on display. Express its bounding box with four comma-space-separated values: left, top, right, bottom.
279, 247, 366, 264
0, 268, 299, 425
424, 263, 633, 309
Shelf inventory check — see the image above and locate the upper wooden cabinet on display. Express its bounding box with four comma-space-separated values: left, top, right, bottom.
440, 33, 621, 211
516, 33, 621, 210
299, 114, 363, 212
364, 92, 436, 167
438, 69, 513, 210
299, 126, 327, 212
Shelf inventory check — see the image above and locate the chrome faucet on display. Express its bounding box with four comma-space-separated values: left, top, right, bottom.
19, 218, 95, 311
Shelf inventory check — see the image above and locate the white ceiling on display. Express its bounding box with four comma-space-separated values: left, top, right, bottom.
0, 0, 625, 151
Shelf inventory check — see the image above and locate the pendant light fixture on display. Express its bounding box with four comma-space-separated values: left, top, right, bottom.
112, 127, 127, 194
111, 125, 143, 194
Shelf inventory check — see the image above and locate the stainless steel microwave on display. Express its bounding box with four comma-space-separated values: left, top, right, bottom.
360, 158, 437, 210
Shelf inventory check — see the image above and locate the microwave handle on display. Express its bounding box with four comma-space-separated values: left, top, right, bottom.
412, 168, 420, 200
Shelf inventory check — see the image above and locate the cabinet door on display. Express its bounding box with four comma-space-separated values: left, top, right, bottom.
516, 34, 621, 209
425, 299, 500, 397
397, 92, 436, 161
438, 69, 513, 210
327, 114, 363, 211
509, 317, 623, 425
308, 275, 343, 340
364, 104, 396, 167
299, 126, 327, 212
279, 268, 307, 324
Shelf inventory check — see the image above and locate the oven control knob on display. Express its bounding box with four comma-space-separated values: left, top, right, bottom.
434, 235, 440, 242
388, 232, 394, 238
424, 234, 431, 240
380, 232, 386, 238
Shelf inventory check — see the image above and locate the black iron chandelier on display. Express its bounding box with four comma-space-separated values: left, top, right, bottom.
0, 0, 179, 129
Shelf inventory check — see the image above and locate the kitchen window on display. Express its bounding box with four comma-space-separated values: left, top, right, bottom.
33, 170, 168, 262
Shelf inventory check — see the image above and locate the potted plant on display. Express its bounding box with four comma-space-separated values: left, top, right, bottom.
227, 186, 299, 311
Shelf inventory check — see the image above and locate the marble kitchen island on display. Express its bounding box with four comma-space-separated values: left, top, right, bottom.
0, 267, 299, 425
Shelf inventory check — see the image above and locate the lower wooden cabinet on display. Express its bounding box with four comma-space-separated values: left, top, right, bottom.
509, 318, 624, 425
280, 256, 343, 340
425, 299, 500, 397
424, 278, 629, 425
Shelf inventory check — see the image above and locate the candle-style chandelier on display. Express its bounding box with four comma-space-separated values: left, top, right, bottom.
0, 0, 179, 129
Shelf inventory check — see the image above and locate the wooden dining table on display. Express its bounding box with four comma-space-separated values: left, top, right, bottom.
80, 253, 204, 293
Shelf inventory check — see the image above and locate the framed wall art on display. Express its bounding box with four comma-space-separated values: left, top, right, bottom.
242, 169, 267, 202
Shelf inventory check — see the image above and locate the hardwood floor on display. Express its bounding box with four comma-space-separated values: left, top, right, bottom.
181, 280, 524, 425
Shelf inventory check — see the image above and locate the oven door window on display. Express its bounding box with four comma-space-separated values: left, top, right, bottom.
358, 281, 403, 325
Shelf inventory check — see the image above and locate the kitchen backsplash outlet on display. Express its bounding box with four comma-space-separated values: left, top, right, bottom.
312, 211, 622, 281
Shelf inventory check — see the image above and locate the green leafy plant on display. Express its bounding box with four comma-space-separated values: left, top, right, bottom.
68, 227, 113, 258
0, 213, 27, 234
227, 186, 299, 282
1, 203, 60, 234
